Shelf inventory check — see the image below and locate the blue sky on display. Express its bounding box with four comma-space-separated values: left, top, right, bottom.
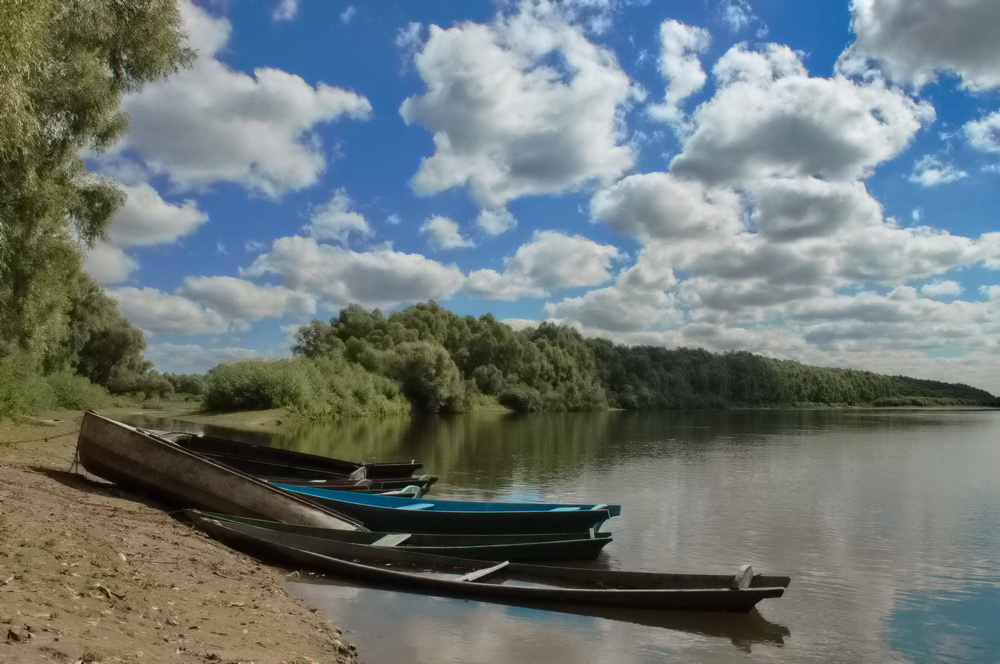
85, 0, 1000, 394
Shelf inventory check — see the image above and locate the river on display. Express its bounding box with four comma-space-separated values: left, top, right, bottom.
133, 408, 1000, 663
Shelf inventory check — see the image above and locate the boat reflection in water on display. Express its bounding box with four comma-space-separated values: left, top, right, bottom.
290, 575, 791, 657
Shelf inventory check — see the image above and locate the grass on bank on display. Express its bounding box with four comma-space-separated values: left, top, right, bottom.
0, 362, 109, 417
0, 358, 203, 422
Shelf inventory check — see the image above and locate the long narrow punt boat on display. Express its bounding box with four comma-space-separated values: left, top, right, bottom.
158, 431, 422, 480
258, 475, 438, 494
187, 511, 789, 613
274, 483, 621, 534
186, 510, 613, 562
76, 412, 365, 531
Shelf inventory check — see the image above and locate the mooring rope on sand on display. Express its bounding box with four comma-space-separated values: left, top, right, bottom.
0, 428, 80, 446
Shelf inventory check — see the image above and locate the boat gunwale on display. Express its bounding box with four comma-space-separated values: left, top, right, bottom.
187, 511, 787, 612
275, 483, 623, 515
187, 510, 615, 561
76, 413, 367, 531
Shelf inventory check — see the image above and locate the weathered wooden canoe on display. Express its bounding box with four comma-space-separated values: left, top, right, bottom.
185, 510, 614, 561
187, 510, 788, 613
76, 412, 364, 530
274, 483, 621, 534
159, 431, 422, 480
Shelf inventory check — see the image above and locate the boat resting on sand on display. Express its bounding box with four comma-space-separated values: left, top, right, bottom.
158, 431, 422, 480
186, 510, 789, 613
275, 484, 621, 534
185, 510, 613, 562
76, 412, 365, 531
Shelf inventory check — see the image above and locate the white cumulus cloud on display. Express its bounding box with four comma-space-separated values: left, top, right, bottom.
180, 276, 316, 320
465, 230, 619, 300
545, 285, 678, 333
107, 182, 208, 247
920, 280, 963, 298
671, 44, 933, 185
591, 172, 743, 242
908, 155, 968, 186
476, 208, 517, 235
272, 0, 298, 23
648, 20, 710, 124
965, 112, 1000, 153
85, 181, 208, 284
109, 287, 233, 335
749, 178, 883, 241
306, 190, 371, 243
244, 236, 466, 309
845, 0, 1000, 89
84, 245, 139, 285
400, 0, 634, 209
114, 0, 371, 197
421, 216, 474, 249
146, 343, 269, 374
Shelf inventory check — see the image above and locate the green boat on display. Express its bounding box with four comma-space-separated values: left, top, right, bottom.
185, 510, 613, 562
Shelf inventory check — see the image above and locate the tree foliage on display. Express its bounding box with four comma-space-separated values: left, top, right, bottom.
202, 356, 410, 418
53, 274, 150, 386
0, 0, 191, 391
288, 302, 999, 414
164, 372, 207, 396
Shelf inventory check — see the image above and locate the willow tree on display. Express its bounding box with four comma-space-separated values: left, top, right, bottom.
0, 0, 191, 367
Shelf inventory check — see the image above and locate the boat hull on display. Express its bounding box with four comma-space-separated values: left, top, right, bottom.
77, 412, 363, 530
166, 433, 421, 479
277, 484, 620, 534
187, 511, 787, 613
187, 510, 613, 561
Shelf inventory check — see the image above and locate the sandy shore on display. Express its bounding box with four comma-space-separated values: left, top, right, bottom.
0, 409, 358, 664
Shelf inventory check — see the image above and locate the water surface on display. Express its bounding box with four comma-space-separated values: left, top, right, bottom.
129, 409, 1000, 663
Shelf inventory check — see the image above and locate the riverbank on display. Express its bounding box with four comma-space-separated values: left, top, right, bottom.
0, 408, 358, 664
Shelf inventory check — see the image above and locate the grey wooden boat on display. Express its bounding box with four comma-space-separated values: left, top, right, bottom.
76, 412, 364, 530
187, 510, 789, 613
185, 510, 613, 561
159, 430, 422, 480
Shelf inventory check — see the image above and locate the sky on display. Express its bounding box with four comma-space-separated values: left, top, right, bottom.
85, 0, 1000, 395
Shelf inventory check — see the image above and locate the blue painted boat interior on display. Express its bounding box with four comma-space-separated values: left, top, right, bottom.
274, 483, 621, 516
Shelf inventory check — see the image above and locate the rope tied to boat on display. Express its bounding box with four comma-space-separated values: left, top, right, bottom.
0, 427, 80, 446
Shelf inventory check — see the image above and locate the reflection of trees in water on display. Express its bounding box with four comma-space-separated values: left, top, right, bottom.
401, 412, 617, 492
266, 409, 963, 491
272, 416, 412, 460
125, 409, 969, 497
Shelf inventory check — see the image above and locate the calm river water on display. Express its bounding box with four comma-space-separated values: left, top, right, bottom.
137, 409, 1000, 663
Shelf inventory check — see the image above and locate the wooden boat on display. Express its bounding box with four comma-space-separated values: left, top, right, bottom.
274, 483, 621, 534
158, 430, 422, 480
257, 475, 438, 494
185, 510, 614, 562
187, 510, 789, 613
76, 412, 365, 530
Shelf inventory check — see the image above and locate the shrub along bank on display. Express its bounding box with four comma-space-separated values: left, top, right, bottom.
200, 302, 999, 418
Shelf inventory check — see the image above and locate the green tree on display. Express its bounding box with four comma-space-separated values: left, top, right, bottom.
164, 372, 207, 396
51, 274, 151, 390
388, 341, 472, 413
0, 0, 191, 368
292, 319, 343, 358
